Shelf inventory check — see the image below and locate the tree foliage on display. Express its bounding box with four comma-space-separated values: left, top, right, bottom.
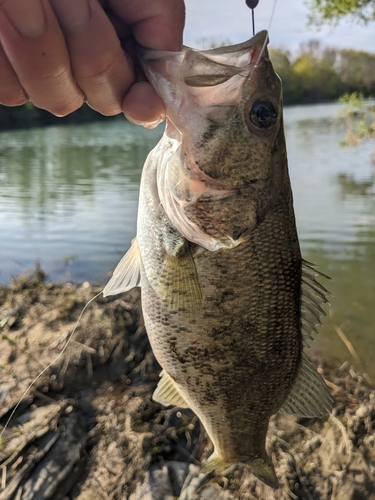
308, 0, 375, 24
270, 41, 375, 104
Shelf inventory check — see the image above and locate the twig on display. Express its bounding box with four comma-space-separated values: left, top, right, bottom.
333, 324, 362, 366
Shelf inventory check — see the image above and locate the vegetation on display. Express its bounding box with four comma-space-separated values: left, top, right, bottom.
337, 91, 375, 145
270, 41, 375, 105
308, 0, 375, 24
0, 41, 375, 130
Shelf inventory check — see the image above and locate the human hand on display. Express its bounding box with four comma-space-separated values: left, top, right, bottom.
0, 0, 185, 127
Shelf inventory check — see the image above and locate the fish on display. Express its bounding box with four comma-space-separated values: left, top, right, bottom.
103, 30, 333, 489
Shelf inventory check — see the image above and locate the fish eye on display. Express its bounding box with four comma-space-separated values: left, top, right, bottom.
249, 99, 278, 129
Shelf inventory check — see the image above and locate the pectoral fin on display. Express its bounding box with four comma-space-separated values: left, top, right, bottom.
103, 238, 141, 297
153, 370, 189, 408
157, 246, 202, 314
280, 352, 333, 417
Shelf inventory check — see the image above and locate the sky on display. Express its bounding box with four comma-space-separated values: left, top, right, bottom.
183, 0, 375, 53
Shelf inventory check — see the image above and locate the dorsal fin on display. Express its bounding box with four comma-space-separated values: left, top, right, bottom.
280, 261, 333, 417
301, 260, 331, 347
103, 238, 141, 297
280, 352, 333, 417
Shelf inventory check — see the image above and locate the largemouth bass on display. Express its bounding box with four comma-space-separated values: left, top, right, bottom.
104, 30, 333, 489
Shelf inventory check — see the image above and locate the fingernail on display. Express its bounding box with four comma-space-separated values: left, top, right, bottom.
142, 117, 165, 129
50, 0, 91, 31
125, 114, 165, 129
2, 0, 46, 38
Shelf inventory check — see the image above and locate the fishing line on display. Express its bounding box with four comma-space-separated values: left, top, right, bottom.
0, 290, 102, 439
256, 0, 278, 64
245, 0, 259, 35
246, 0, 278, 85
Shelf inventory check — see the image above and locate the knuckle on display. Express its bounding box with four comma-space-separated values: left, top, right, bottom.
48, 97, 84, 117
92, 102, 122, 116
38, 64, 72, 87
79, 49, 119, 82
30, 64, 84, 116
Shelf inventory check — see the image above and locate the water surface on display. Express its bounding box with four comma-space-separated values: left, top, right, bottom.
0, 104, 374, 376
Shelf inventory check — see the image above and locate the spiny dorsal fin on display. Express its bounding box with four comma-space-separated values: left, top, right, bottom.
153, 370, 190, 408
157, 248, 202, 314
280, 352, 333, 417
103, 238, 141, 297
301, 260, 331, 347
280, 261, 333, 417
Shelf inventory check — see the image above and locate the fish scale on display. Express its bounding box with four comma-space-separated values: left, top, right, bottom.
103, 30, 333, 489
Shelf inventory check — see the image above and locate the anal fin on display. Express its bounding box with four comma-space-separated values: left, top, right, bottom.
200, 453, 227, 474
280, 352, 333, 417
153, 370, 190, 409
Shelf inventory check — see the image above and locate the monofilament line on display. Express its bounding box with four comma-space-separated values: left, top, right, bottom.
248, 0, 278, 83
0, 291, 102, 440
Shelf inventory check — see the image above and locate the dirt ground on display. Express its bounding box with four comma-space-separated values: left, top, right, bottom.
0, 272, 374, 500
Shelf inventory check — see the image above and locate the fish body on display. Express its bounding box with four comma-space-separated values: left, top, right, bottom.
104, 31, 332, 489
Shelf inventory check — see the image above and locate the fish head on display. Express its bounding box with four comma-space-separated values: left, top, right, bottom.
139, 32, 289, 251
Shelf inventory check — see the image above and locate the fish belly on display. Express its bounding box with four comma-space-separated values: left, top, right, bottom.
140, 199, 302, 463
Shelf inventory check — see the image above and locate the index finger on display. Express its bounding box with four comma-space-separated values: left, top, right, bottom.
108, 0, 185, 50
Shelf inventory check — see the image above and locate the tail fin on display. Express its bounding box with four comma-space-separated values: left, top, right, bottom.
201, 453, 279, 490
248, 456, 279, 490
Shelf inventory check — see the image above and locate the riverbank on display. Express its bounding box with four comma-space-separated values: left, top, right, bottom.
0, 273, 374, 500
0, 102, 122, 131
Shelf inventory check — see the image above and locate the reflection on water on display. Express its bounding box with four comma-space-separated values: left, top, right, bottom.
0, 120, 162, 284
0, 104, 374, 376
284, 103, 375, 377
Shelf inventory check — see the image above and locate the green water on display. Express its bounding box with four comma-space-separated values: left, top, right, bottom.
0, 104, 374, 376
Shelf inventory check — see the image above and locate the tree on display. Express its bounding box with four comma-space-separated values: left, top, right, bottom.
269, 48, 304, 103
292, 51, 342, 102
308, 0, 375, 24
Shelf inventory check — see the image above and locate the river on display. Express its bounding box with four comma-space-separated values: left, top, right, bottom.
0, 103, 374, 376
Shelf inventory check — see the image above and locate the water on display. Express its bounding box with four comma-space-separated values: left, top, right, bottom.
0, 104, 374, 376
0, 120, 161, 284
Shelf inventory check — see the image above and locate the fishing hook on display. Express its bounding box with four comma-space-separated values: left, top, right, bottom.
245, 0, 259, 36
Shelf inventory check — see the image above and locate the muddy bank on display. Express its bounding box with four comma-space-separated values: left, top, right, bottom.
0, 273, 374, 499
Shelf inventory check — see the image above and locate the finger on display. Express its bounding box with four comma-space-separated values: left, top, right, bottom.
122, 81, 165, 128
108, 0, 185, 50
0, 41, 28, 106
50, 0, 134, 116
0, 0, 84, 116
